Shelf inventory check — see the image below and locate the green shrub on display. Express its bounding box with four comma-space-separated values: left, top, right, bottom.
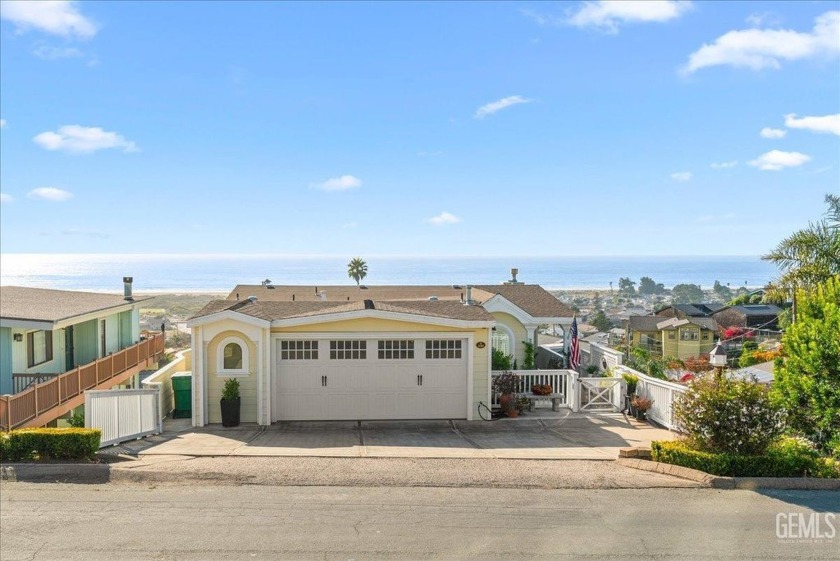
491, 348, 512, 371
0, 428, 101, 462
673, 373, 785, 455
221, 378, 240, 401
651, 438, 840, 478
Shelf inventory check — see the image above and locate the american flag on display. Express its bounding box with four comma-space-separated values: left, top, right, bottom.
569, 317, 581, 370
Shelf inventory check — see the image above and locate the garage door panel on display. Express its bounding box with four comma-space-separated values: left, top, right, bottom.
274, 337, 467, 421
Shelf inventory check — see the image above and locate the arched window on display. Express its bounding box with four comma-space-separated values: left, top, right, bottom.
217, 335, 249, 375
223, 342, 243, 370
491, 329, 511, 356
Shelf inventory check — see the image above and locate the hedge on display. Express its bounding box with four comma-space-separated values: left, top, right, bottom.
651, 439, 840, 478
0, 428, 101, 462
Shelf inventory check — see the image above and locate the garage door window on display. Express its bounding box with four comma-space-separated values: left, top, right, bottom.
281, 340, 319, 360
378, 340, 414, 359
425, 339, 462, 359
330, 340, 367, 360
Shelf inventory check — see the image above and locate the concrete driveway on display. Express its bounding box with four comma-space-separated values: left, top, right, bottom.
126, 411, 675, 460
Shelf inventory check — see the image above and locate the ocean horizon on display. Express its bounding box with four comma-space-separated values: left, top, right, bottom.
0, 253, 779, 293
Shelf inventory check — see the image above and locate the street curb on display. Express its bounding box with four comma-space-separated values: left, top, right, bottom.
616, 458, 840, 490
1, 463, 111, 484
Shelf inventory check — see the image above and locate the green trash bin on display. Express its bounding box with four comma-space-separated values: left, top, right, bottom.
171, 371, 192, 419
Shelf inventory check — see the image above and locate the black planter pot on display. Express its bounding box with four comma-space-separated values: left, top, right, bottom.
220, 398, 241, 427
635, 410, 647, 421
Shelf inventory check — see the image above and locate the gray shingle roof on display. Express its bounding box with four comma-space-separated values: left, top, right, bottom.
191, 298, 495, 322
225, 283, 574, 319
0, 286, 146, 324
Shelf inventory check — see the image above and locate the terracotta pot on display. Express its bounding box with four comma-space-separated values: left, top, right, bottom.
506, 408, 520, 418
499, 393, 515, 413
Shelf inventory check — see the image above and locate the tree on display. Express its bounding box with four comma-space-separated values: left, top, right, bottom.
763, 194, 840, 300
591, 292, 603, 311
638, 276, 665, 295
713, 280, 732, 301
590, 310, 613, 332
671, 283, 703, 304
618, 277, 636, 297
347, 257, 368, 286
772, 276, 840, 455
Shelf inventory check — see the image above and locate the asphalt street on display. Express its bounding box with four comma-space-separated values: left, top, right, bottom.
1, 483, 837, 560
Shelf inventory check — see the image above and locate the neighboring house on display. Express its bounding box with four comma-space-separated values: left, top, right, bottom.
0, 284, 147, 394
654, 303, 726, 318
627, 315, 719, 360
0, 281, 164, 431
730, 361, 775, 385
187, 283, 574, 424
712, 304, 783, 330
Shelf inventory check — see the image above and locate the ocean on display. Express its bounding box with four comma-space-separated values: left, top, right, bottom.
0, 254, 779, 293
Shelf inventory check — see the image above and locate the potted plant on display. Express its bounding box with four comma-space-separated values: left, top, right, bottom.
630, 395, 653, 421
220, 378, 241, 427
492, 371, 523, 416
622, 373, 639, 414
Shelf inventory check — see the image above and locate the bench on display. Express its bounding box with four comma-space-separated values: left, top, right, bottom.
522, 393, 565, 412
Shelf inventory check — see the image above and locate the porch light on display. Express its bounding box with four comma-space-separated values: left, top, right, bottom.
13, 333, 23, 342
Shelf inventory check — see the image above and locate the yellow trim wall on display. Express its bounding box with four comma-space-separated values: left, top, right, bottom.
205, 328, 259, 424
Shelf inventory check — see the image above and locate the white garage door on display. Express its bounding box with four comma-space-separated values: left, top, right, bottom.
273, 337, 468, 421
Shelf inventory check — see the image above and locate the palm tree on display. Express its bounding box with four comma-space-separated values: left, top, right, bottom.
763, 194, 840, 301
347, 257, 368, 287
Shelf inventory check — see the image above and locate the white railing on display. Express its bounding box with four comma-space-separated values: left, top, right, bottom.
614, 365, 688, 430
491, 370, 575, 409
85, 389, 161, 448
142, 348, 192, 422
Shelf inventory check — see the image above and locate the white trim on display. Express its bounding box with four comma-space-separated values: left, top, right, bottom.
466, 333, 474, 421
187, 310, 271, 329
0, 318, 54, 330
215, 335, 250, 377
270, 309, 494, 329
481, 294, 533, 325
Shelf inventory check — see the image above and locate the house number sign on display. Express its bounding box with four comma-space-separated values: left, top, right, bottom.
476, 341, 486, 348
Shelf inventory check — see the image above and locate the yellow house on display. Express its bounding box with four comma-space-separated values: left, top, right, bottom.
187, 283, 574, 424
628, 315, 719, 360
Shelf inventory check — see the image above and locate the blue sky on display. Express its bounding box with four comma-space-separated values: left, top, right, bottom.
0, 1, 838, 257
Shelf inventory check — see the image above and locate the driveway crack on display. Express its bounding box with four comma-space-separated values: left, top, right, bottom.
449, 420, 483, 449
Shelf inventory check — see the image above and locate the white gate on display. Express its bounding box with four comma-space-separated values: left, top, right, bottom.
577, 377, 622, 411
85, 389, 161, 448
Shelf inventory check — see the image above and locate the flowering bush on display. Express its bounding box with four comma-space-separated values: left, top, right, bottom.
492, 371, 522, 395
682, 355, 713, 373
531, 384, 552, 395
723, 326, 755, 340
673, 373, 785, 455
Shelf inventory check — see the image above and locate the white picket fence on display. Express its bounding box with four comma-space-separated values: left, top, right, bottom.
614, 365, 687, 430
491, 370, 574, 408
85, 389, 161, 448
490, 370, 624, 413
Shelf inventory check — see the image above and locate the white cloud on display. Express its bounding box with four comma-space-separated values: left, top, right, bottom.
568, 1, 692, 33
428, 212, 461, 226
0, 118, 5, 128
784, 113, 840, 136
0, 193, 13, 204
760, 127, 787, 139
33, 125, 138, 153
28, 187, 74, 201
0, 0, 97, 38
710, 160, 738, 169
315, 175, 362, 192
682, 11, 840, 74
746, 12, 782, 28
474, 95, 532, 119
696, 212, 736, 223
670, 171, 692, 182
32, 44, 84, 60
749, 150, 811, 171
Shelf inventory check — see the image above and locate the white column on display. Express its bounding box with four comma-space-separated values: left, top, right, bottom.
262, 328, 271, 425
254, 337, 263, 425
191, 326, 203, 426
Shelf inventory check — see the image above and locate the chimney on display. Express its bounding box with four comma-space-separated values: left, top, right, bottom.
464, 285, 473, 306
505, 267, 522, 285
123, 277, 134, 301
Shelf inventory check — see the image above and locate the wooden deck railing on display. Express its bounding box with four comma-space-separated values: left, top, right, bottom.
13, 373, 60, 394
0, 333, 165, 431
